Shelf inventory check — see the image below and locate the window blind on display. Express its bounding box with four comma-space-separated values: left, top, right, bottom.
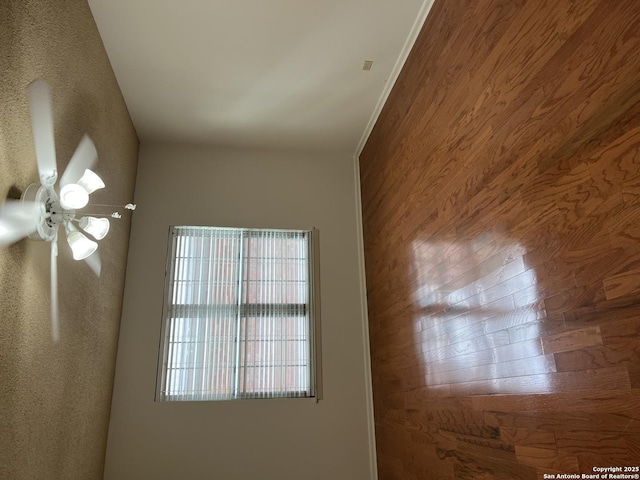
156, 226, 317, 401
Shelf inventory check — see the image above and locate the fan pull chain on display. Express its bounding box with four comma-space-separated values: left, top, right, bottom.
82, 202, 136, 219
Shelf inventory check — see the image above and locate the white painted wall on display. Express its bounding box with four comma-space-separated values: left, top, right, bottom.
104, 143, 374, 480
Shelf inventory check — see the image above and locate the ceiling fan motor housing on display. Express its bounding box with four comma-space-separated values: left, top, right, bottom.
21, 183, 75, 242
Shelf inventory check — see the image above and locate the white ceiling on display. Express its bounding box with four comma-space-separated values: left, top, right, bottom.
87, 0, 431, 154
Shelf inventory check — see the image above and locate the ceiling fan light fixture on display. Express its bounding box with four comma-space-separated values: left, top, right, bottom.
67, 230, 98, 260
76, 169, 105, 194
59, 183, 89, 210
0, 80, 119, 341
79, 216, 110, 240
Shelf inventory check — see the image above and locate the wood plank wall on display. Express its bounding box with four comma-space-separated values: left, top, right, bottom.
358, 0, 640, 478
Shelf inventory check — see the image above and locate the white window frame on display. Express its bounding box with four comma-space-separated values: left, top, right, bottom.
155, 226, 322, 402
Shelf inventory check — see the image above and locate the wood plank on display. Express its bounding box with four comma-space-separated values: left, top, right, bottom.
452, 367, 630, 396
451, 450, 539, 480
472, 388, 640, 414
554, 345, 640, 372
485, 410, 640, 434
603, 268, 640, 300
499, 427, 556, 449
554, 431, 630, 457
514, 446, 579, 472
423, 354, 556, 387
541, 326, 603, 354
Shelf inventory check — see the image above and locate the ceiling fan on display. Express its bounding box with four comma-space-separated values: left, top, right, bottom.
0, 80, 111, 341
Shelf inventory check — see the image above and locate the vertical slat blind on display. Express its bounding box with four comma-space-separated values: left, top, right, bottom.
157, 226, 314, 401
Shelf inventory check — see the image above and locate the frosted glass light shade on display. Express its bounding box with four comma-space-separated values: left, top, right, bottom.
77, 169, 105, 194
79, 216, 110, 240
59, 184, 89, 210
67, 230, 98, 260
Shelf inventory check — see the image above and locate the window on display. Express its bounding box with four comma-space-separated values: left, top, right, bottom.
155, 226, 320, 401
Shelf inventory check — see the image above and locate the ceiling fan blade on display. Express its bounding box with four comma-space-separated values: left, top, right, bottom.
84, 249, 102, 277
0, 200, 41, 247
27, 80, 58, 186
50, 231, 60, 342
60, 135, 98, 187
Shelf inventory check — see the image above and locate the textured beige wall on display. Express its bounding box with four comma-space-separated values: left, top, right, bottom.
0, 1, 138, 479
104, 143, 374, 480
